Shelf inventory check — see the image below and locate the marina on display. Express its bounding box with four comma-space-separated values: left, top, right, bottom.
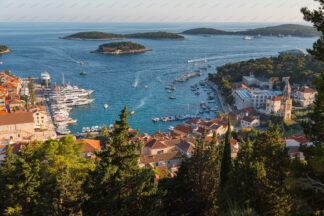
41, 72, 95, 135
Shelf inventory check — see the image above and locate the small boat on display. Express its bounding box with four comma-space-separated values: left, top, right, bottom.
144, 85, 148, 88
80, 72, 88, 75
104, 104, 109, 109
132, 83, 137, 88
0, 62, 2, 65
152, 118, 160, 122
168, 90, 172, 93
169, 96, 176, 100
195, 92, 200, 95
79, 61, 84, 65
130, 110, 135, 115
243, 36, 252, 40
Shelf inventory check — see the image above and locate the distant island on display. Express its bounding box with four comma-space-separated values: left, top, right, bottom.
92, 41, 151, 55
0, 45, 10, 54
61, 31, 185, 40
182, 24, 321, 37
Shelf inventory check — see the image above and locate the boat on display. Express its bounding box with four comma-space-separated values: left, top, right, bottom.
169, 96, 176, 100
56, 127, 71, 135
0, 62, 2, 65
144, 85, 148, 88
195, 92, 200, 95
79, 61, 84, 65
80, 72, 88, 75
130, 110, 135, 115
168, 90, 172, 93
132, 83, 137, 88
104, 104, 109, 109
152, 118, 160, 122
243, 36, 252, 40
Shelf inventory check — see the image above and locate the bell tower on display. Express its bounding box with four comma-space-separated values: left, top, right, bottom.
280, 77, 292, 120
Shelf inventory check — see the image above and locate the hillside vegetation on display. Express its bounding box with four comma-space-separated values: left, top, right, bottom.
182, 24, 321, 37
209, 54, 324, 85
62, 31, 185, 40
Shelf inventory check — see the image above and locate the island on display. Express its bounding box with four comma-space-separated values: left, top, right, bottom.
61, 31, 185, 40
92, 41, 151, 55
182, 24, 321, 37
0, 44, 10, 54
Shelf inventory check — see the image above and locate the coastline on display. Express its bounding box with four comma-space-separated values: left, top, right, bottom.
60, 36, 127, 41
91, 49, 152, 55
60, 36, 185, 41
0, 49, 11, 54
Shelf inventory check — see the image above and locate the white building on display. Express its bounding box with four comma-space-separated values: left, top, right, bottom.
296, 87, 317, 107
241, 116, 260, 128
234, 88, 282, 110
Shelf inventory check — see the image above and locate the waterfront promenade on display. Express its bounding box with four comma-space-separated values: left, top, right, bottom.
208, 81, 232, 113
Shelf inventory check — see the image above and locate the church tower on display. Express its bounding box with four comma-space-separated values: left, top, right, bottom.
280, 77, 292, 120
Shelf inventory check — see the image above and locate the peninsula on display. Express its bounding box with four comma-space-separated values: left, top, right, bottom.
61, 31, 185, 40
182, 24, 321, 37
92, 41, 151, 55
0, 45, 10, 54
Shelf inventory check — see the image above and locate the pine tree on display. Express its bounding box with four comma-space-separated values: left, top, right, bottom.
160, 130, 222, 216
82, 106, 158, 216
289, 2, 324, 213
35, 136, 93, 216
0, 144, 20, 215
220, 120, 232, 187
251, 124, 292, 215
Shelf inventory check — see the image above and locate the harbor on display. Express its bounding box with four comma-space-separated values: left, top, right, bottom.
38, 72, 95, 135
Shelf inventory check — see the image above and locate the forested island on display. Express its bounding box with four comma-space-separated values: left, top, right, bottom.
93, 41, 151, 55
182, 24, 321, 37
209, 53, 324, 85
0, 45, 10, 54
61, 31, 185, 40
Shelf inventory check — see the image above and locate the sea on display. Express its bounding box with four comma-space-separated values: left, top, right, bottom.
0, 22, 317, 134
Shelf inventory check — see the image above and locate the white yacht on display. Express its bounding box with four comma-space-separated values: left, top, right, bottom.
243, 36, 252, 40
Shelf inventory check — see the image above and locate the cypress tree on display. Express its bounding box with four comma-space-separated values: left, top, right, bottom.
220, 120, 232, 187
82, 106, 158, 216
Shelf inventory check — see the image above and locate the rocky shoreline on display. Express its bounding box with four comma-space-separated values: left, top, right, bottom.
92, 49, 152, 55
60, 36, 127, 41
0, 49, 11, 54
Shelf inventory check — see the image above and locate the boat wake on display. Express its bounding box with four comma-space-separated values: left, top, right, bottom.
135, 94, 151, 110
156, 76, 163, 83
133, 72, 141, 87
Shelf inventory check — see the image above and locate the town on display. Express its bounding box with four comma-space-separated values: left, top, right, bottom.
0, 65, 316, 177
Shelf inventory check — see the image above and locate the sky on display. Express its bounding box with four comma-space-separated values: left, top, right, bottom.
0, 0, 319, 22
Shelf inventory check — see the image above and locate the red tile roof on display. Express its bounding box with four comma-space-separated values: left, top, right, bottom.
298, 87, 317, 93
174, 125, 192, 134
267, 96, 283, 101
140, 151, 182, 164
76, 139, 100, 153
242, 116, 258, 123
287, 134, 310, 144
144, 139, 167, 149
0, 112, 34, 125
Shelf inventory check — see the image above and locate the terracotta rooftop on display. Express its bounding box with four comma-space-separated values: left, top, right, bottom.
140, 151, 182, 164
0, 112, 34, 126
174, 125, 192, 134
144, 139, 167, 149
242, 116, 258, 123
298, 87, 317, 94
267, 96, 283, 101
287, 134, 310, 144
76, 139, 100, 153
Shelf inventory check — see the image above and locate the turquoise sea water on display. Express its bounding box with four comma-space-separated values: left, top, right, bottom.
0, 22, 317, 134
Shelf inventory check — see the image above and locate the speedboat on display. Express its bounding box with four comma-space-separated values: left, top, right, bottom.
243, 36, 252, 40
152, 118, 160, 122
169, 96, 176, 100
56, 127, 71, 135
80, 72, 88, 75
104, 104, 109, 109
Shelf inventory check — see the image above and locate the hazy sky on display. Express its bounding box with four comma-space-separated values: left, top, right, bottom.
0, 0, 319, 22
